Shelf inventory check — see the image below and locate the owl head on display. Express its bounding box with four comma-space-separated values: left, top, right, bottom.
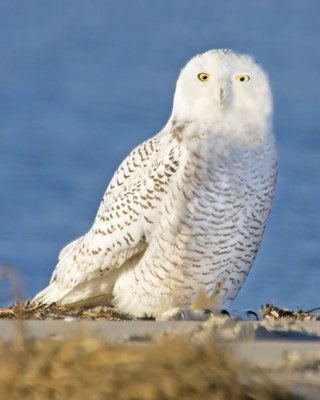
170, 49, 272, 140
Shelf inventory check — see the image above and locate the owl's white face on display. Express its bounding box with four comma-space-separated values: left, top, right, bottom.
171, 49, 272, 138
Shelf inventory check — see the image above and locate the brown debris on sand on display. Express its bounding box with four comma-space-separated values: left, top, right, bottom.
261, 304, 320, 321
0, 301, 132, 321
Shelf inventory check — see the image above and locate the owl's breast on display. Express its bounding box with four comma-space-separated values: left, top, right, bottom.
131, 137, 277, 307
161, 139, 277, 291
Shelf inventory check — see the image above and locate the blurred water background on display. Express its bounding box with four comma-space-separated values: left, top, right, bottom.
0, 0, 319, 311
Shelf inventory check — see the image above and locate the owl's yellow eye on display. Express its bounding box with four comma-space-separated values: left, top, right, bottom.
198, 73, 210, 82
235, 74, 250, 83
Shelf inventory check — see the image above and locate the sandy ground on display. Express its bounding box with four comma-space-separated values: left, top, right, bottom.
0, 316, 319, 399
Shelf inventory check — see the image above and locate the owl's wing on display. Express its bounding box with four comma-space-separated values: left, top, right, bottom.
57, 132, 164, 262
33, 131, 181, 306
98, 130, 166, 213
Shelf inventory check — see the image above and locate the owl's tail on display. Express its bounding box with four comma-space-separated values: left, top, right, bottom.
32, 282, 70, 305
33, 274, 114, 309
32, 235, 141, 309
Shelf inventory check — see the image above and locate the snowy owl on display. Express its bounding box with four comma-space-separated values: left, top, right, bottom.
34, 49, 277, 320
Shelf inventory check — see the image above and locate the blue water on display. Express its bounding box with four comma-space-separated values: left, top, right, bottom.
0, 1, 319, 311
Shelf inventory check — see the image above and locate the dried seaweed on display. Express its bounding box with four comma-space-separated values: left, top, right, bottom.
0, 301, 132, 321
261, 304, 320, 321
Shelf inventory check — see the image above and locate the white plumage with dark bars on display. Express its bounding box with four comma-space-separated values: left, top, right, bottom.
34, 49, 277, 320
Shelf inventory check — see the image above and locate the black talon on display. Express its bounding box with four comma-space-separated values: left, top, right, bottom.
177, 310, 185, 320
203, 309, 214, 318
220, 309, 230, 317
246, 310, 259, 320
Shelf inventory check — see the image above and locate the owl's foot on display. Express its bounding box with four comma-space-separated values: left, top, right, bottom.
158, 307, 259, 321
157, 307, 230, 321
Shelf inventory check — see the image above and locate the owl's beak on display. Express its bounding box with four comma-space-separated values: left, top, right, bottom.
219, 89, 225, 104
216, 82, 231, 107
